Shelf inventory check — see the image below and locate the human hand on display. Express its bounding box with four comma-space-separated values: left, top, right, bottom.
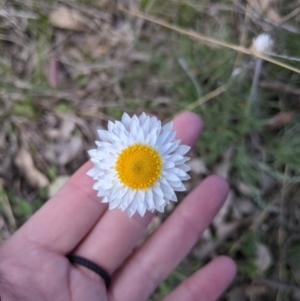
0, 112, 236, 301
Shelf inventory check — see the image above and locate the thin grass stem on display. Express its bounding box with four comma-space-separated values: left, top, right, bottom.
118, 6, 300, 75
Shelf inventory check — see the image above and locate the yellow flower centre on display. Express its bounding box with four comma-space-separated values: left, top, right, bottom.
115, 144, 162, 190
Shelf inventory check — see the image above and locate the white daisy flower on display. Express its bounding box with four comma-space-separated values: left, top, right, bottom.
87, 112, 191, 217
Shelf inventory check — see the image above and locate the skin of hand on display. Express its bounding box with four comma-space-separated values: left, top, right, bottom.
0, 112, 236, 301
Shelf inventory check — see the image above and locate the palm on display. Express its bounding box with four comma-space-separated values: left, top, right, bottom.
1, 244, 107, 300
0, 112, 236, 301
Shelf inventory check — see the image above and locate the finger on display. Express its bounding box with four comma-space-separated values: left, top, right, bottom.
162, 256, 236, 301
109, 176, 229, 301
73, 112, 203, 274
11, 160, 107, 254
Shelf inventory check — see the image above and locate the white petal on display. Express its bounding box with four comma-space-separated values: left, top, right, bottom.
115, 130, 128, 145
86, 167, 98, 177
97, 190, 107, 197
149, 116, 158, 127
87, 149, 97, 158
164, 154, 189, 165
153, 183, 164, 197
158, 178, 177, 202
166, 178, 180, 186
147, 126, 160, 145
108, 120, 115, 132
100, 158, 115, 166
180, 174, 191, 181
127, 192, 139, 217
137, 203, 147, 217
109, 185, 124, 201
162, 121, 173, 132
170, 181, 186, 191
155, 204, 165, 212
101, 196, 109, 203
166, 141, 180, 155
169, 167, 188, 178
145, 189, 155, 210
136, 127, 145, 143
94, 161, 112, 171
164, 131, 177, 144
121, 112, 131, 130
93, 181, 101, 190
175, 157, 190, 165
118, 186, 129, 199
169, 192, 177, 202
114, 120, 127, 132
154, 195, 165, 208
164, 154, 184, 163
156, 132, 172, 147
101, 180, 114, 190
174, 145, 190, 155
130, 117, 139, 140
127, 205, 137, 217
95, 141, 112, 147
97, 130, 111, 142
139, 112, 147, 126
120, 190, 135, 211
136, 191, 147, 216
162, 171, 181, 182
159, 141, 179, 156
142, 118, 150, 136
163, 161, 175, 169
109, 132, 122, 143
176, 164, 191, 172
109, 197, 122, 210
159, 143, 173, 155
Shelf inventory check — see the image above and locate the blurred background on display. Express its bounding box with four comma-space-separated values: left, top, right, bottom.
1, 0, 300, 300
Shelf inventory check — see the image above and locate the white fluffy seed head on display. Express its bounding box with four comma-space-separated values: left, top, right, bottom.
252, 33, 274, 54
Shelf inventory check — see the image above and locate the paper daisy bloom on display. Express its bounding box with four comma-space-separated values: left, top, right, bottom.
87, 112, 191, 217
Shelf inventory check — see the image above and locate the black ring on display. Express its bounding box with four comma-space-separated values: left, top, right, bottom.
67, 255, 111, 288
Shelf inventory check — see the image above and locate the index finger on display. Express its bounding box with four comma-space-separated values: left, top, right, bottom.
11, 161, 105, 254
